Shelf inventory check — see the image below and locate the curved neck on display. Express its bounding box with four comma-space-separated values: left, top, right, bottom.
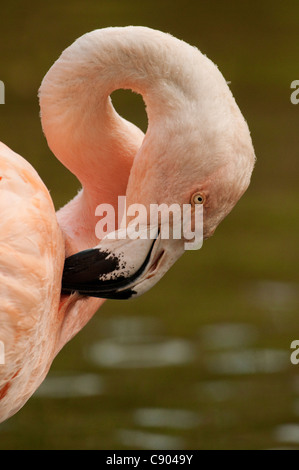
39, 26, 225, 253
39, 26, 201, 190
39, 27, 203, 252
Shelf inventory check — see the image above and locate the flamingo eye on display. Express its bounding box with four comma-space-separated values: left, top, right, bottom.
191, 192, 205, 205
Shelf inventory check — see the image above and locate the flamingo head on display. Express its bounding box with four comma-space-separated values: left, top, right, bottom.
61, 91, 255, 299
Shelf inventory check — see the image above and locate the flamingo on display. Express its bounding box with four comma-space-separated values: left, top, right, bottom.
0, 26, 255, 423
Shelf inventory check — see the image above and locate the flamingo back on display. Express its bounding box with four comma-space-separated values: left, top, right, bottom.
0, 142, 64, 422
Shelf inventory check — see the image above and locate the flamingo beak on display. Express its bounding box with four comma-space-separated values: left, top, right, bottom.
61, 226, 185, 299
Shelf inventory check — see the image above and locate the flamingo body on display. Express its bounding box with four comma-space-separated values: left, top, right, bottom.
0, 142, 64, 420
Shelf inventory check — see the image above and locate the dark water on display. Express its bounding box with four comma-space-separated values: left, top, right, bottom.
0, 0, 299, 449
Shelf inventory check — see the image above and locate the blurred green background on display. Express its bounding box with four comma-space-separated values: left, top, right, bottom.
0, 0, 298, 450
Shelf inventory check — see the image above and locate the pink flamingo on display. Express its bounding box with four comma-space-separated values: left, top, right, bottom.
0, 26, 255, 422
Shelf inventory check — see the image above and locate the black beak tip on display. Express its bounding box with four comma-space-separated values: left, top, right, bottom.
61, 236, 157, 300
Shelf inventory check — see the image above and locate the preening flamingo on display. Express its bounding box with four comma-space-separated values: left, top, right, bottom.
0, 26, 255, 423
